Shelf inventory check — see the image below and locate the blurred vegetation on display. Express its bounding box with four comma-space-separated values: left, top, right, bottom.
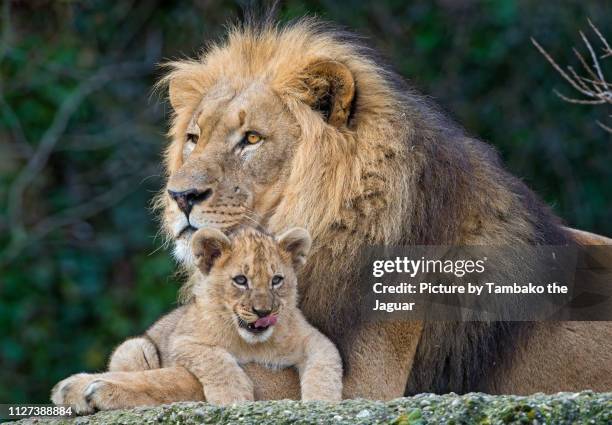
0, 0, 610, 404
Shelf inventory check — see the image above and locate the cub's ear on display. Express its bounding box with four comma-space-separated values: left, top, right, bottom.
301, 60, 355, 128
277, 227, 312, 268
191, 228, 231, 274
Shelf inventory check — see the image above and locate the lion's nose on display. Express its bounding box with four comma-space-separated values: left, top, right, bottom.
252, 307, 272, 318
168, 188, 213, 216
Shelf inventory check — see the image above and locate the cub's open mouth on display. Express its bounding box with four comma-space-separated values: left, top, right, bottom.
238, 315, 278, 334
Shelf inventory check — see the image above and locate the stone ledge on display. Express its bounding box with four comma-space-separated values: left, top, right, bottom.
16, 392, 612, 425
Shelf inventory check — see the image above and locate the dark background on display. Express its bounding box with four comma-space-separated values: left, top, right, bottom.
1, 0, 610, 404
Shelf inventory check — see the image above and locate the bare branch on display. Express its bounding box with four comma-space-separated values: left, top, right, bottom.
576, 75, 612, 89
571, 48, 601, 89
553, 89, 606, 105
588, 19, 611, 56
566, 65, 595, 94
532, 21, 612, 133
579, 30, 605, 83
597, 120, 612, 133
531, 38, 596, 96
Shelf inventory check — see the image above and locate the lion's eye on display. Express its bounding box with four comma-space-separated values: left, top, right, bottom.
186, 133, 199, 144
245, 131, 263, 145
232, 275, 248, 287
271, 275, 284, 287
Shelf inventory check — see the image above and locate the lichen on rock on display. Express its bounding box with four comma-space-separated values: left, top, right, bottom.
15, 392, 612, 425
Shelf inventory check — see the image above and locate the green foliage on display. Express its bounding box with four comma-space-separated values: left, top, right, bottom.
0, 0, 610, 404
393, 408, 424, 425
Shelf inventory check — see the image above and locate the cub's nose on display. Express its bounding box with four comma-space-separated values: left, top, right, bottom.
252, 307, 272, 318
168, 188, 213, 216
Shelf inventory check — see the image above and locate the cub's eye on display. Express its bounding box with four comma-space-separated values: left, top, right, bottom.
244, 131, 263, 145
186, 133, 199, 144
271, 275, 284, 287
232, 275, 248, 287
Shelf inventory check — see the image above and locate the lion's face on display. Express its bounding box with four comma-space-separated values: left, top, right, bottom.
162, 36, 357, 265
190, 227, 311, 344
164, 82, 302, 264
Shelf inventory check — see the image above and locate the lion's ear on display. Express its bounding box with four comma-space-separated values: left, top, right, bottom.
191, 228, 231, 274
277, 227, 312, 268
302, 60, 355, 128
168, 78, 190, 111
161, 61, 208, 112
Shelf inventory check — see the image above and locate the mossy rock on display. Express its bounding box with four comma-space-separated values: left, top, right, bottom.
16, 392, 612, 425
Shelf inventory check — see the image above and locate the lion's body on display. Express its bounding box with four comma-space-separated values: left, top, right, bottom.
52, 18, 612, 411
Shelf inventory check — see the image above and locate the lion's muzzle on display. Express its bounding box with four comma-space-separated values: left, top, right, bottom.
168, 188, 213, 217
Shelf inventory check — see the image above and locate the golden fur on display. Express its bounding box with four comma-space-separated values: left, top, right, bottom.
52, 17, 612, 410
52, 226, 342, 413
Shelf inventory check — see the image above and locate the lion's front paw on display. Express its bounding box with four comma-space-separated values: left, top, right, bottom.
81, 379, 127, 412
51, 374, 135, 415
51, 373, 100, 415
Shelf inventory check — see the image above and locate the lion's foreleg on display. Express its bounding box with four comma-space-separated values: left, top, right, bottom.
108, 336, 160, 372
341, 321, 423, 400
51, 367, 204, 414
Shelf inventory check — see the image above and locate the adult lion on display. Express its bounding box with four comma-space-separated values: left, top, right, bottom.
53, 18, 612, 409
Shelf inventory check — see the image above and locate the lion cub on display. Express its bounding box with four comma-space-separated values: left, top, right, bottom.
169, 226, 342, 403
51, 227, 342, 411
162, 226, 341, 404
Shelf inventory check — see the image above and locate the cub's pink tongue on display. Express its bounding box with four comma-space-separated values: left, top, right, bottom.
254, 315, 277, 328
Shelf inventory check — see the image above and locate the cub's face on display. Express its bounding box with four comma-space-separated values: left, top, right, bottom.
191, 227, 311, 344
